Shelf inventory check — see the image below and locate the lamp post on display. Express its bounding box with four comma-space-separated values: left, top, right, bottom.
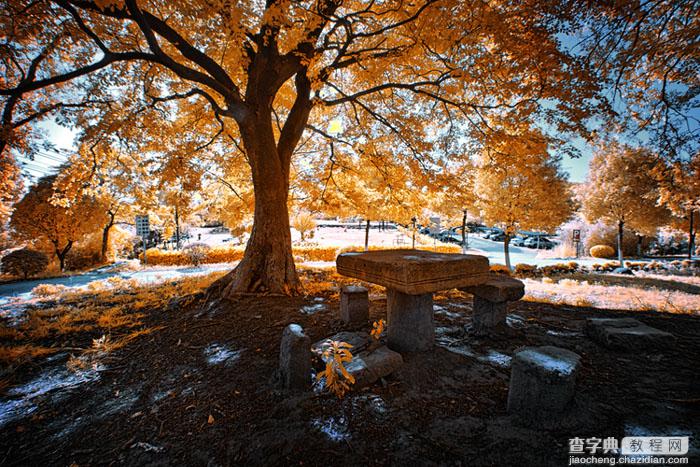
462, 209, 468, 253
411, 217, 417, 249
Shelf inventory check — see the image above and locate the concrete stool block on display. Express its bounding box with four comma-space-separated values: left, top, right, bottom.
461, 274, 525, 336
460, 273, 525, 303
387, 289, 434, 352
279, 324, 311, 390
340, 285, 369, 324
507, 346, 580, 419
585, 318, 675, 350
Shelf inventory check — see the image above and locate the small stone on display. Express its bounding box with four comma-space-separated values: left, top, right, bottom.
507, 346, 580, 421
585, 318, 674, 350
345, 346, 403, 388
340, 286, 369, 324
279, 324, 311, 390
612, 267, 633, 275
312, 331, 370, 358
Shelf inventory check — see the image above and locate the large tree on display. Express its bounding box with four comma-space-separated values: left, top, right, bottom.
581, 142, 668, 267
656, 152, 700, 258
1, 0, 695, 296
10, 174, 107, 270
474, 125, 572, 270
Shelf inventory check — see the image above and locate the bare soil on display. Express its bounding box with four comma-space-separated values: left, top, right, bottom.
1, 280, 699, 466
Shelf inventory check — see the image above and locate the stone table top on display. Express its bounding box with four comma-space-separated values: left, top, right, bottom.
336, 249, 490, 295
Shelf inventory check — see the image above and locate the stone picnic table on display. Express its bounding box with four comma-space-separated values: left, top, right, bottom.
336, 249, 524, 352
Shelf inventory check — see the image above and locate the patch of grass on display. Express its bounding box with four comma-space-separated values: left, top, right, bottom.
523, 277, 700, 314
1, 271, 226, 367
0, 344, 56, 365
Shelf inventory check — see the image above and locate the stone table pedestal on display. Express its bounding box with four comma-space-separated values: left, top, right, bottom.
387, 289, 434, 352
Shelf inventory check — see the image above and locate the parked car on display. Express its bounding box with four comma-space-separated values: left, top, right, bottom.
511, 236, 528, 247
523, 237, 554, 249
490, 232, 506, 242
484, 228, 503, 239
437, 229, 459, 243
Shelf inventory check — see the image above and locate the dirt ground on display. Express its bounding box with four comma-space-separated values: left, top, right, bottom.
1, 274, 699, 466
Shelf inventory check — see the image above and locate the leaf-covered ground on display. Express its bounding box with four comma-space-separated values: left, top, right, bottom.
0, 270, 698, 466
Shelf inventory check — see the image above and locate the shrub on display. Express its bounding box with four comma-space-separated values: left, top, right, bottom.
183, 243, 210, 266
140, 244, 464, 266
514, 263, 538, 276
590, 245, 615, 258
316, 340, 355, 398
1, 249, 49, 279
490, 264, 511, 275
292, 212, 317, 242
31, 283, 68, 297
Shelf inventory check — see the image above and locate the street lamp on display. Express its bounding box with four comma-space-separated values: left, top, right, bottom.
411, 217, 417, 249
462, 209, 469, 253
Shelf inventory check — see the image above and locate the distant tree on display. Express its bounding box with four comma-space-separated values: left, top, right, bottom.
656, 153, 700, 259
1, 248, 49, 279
474, 126, 572, 271
10, 175, 107, 271
431, 164, 478, 252
292, 211, 317, 243
581, 143, 669, 267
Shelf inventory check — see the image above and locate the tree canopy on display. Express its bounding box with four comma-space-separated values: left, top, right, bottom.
10, 174, 108, 270
1, 0, 697, 294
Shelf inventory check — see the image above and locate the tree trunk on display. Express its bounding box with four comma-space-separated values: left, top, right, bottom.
689, 209, 695, 260
504, 234, 512, 271
56, 240, 73, 272
175, 205, 180, 250
208, 119, 301, 298
100, 212, 115, 263
364, 219, 370, 251
636, 234, 643, 258
617, 220, 625, 267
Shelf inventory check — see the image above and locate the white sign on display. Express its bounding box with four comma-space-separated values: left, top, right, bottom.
135, 215, 150, 238
621, 436, 689, 456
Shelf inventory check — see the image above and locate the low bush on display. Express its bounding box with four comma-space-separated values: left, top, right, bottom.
183, 243, 210, 266
141, 244, 463, 266
31, 283, 68, 297
490, 264, 511, 275
514, 263, 538, 276
590, 245, 615, 258
1, 249, 49, 279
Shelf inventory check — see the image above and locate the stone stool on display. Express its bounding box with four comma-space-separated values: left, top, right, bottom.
507, 346, 580, 420
460, 274, 525, 336
279, 324, 311, 390
340, 285, 369, 324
